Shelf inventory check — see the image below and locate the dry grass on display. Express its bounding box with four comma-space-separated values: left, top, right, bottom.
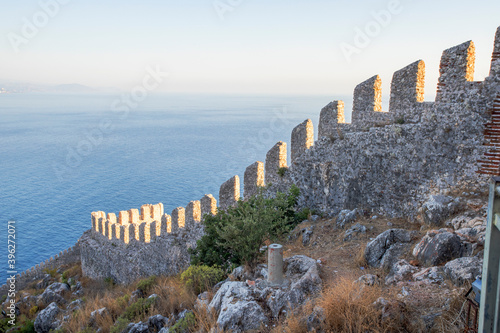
318, 275, 388, 333
63, 274, 197, 333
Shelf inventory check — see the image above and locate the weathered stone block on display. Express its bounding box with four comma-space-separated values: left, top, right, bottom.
186, 201, 201, 225
172, 207, 185, 229
291, 119, 314, 163
244, 162, 264, 199
352, 75, 382, 124
107, 213, 117, 224
265, 141, 287, 184
318, 101, 345, 139
200, 194, 217, 218
219, 176, 240, 210
389, 60, 425, 114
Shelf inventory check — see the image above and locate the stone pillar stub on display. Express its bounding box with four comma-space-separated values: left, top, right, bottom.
268, 244, 284, 285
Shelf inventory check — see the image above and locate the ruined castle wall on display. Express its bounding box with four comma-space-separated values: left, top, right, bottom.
83, 27, 500, 284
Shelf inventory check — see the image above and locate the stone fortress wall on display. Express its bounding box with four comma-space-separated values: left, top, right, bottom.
82, 26, 500, 282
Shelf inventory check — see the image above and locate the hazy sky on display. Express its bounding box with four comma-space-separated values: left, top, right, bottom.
1, 0, 499, 99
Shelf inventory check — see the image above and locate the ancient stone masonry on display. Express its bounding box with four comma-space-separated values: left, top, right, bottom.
219, 175, 240, 210
244, 161, 265, 199
291, 119, 314, 164
265, 141, 287, 184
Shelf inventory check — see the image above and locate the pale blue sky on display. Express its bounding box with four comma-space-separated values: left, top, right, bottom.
0, 0, 499, 99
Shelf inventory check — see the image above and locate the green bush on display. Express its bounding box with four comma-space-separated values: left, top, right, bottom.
110, 318, 129, 333
120, 297, 156, 321
170, 312, 196, 333
277, 167, 288, 177
190, 185, 304, 269
20, 320, 35, 333
181, 265, 225, 294
136, 275, 156, 294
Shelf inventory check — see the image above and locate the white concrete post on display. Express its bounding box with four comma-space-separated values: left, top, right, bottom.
268, 244, 284, 285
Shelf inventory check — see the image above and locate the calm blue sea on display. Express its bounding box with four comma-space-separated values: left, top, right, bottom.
0, 93, 350, 283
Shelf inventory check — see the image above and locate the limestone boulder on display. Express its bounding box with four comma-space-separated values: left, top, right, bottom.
365, 229, 412, 268
412, 230, 464, 266
37, 282, 70, 306
34, 302, 60, 333
412, 267, 445, 284
336, 209, 360, 228
343, 223, 366, 242
444, 256, 482, 286
385, 260, 418, 285
209, 282, 267, 332
421, 195, 461, 226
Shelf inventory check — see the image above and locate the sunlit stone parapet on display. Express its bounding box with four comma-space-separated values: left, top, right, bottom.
129, 209, 140, 224
265, 141, 287, 184
352, 75, 382, 124
172, 207, 185, 229
291, 119, 314, 164
107, 213, 117, 225
162, 213, 173, 233
436, 41, 475, 102
244, 161, 264, 199
219, 175, 240, 210
119, 211, 130, 225
186, 201, 201, 226
200, 194, 217, 219
389, 60, 425, 114
318, 101, 345, 139
152, 203, 164, 221
120, 224, 135, 244
141, 204, 152, 221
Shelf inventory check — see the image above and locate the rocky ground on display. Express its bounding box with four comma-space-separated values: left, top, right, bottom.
0, 191, 487, 332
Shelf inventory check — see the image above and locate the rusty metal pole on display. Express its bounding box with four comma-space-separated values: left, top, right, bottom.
268, 244, 283, 285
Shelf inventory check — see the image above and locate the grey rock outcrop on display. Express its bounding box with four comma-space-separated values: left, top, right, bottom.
421, 195, 461, 226
336, 209, 360, 228
412, 230, 464, 266
365, 229, 412, 268
343, 223, 366, 241
209, 255, 322, 332
37, 282, 69, 306
34, 302, 60, 333
444, 256, 482, 286
385, 260, 418, 285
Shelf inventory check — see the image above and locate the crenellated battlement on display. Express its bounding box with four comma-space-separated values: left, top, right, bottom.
83, 26, 500, 284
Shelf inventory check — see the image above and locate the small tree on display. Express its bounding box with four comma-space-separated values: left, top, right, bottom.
190, 185, 302, 270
